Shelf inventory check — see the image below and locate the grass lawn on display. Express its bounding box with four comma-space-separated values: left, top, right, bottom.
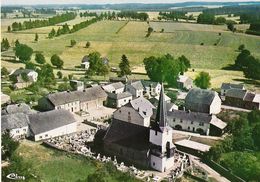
15, 140, 140, 182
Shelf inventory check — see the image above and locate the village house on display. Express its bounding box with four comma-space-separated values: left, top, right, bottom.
101, 85, 176, 171
107, 92, 132, 108
1, 113, 30, 138
29, 109, 77, 141
9, 68, 38, 88
224, 89, 260, 110
220, 83, 245, 100
102, 82, 125, 94
177, 75, 193, 90
81, 55, 90, 69
141, 80, 161, 97
70, 80, 84, 91
38, 86, 107, 113
125, 81, 144, 98
166, 110, 227, 136
113, 97, 155, 127
1, 103, 34, 115
185, 88, 221, 114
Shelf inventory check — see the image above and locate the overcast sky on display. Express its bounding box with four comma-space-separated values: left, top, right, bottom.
2, 0, 260, 5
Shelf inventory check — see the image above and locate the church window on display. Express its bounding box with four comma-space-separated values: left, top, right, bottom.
191, 121, 193, 124
155, 131, 157, 135
153, 162, 155, 166
188, 127, 190, 130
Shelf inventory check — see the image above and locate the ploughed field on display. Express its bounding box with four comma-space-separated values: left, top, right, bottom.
1, 18, 260, 89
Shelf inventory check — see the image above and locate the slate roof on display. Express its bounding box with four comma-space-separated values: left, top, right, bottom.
2, 103, 32, 115
29, 109, 76, 135
128, 81, 144, 90
175, 139, 210, 152
102, 82, 125, 92
221, 83, 244, 90
104, 119, 150, 150
1, 113, 30, 131
108, 92, 132, 100
81, 55, 89, 63
185, 88, 217, 106
130, 97, 155, 118
46, 86, 107, 106
167, 110, 213, 123
225, 89, 247, 99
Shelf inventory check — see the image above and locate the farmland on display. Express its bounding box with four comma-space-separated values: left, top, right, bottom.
1, 17, 260, 90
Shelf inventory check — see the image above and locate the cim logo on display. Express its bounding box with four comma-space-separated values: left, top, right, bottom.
6, 173, 25, 180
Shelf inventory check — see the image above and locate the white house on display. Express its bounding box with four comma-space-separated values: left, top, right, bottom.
125, 81, 144, 98
1, 113, 30, 138
141, 80, 161, 97
177, 75, 193, 90
70, 80, 84, 91
102, 82, 125, 94
113, 97, 155, 127
107, 92, 132, 108
185, 88, 221, 114
29, 110, 77, 141
167, 110, 227, 135
81, 55, 90, 69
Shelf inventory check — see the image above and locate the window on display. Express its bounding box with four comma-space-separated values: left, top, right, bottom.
119, 110, 121, 113
191, 121, 193, 124
180, 119, 183, 123
128, 112, 130, 115
23, 129, 26, 132
124, 99, 126, 102
188, 127, 190, 130
39, 136, 42, 139
155, 131, 157, 135
173, 118, 176, 122
16, 130, 20, 133
199, 122, 204, 126
153, 162, 155, 166
45, 134, 48, 137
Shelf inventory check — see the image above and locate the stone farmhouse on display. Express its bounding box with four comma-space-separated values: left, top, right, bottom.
225, 89, 260, 110
29, 110, 77, 141
166, 110, 227, 136
38, 86, 107, 113
185, 88, 221, 114
220, 83, 245, 100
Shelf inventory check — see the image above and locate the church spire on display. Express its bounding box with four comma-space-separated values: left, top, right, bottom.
156, 83, 167, 128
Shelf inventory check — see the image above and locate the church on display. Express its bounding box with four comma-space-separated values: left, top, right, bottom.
100, 84, 176, 172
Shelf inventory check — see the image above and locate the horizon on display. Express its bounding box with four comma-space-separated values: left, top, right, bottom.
2, 0, 260, 6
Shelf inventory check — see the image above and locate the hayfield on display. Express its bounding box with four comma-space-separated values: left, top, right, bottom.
1, 19, 260, 90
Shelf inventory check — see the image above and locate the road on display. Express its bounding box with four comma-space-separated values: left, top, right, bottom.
190, 155, 230, 182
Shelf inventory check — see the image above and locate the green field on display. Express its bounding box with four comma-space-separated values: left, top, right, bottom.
1, 18, 260, 90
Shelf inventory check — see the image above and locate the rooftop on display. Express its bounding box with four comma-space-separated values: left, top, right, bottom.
1, 113, 30, 132
108, 92, 132, 100
221, 83, 244, 90
185, 88, 217, 106
175, 139, 211, 152
29, 109, 77, 135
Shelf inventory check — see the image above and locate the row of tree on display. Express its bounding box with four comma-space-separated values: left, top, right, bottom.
79, 11, 98, 17
246, 22, 260, 36
10, 12, 76, 31
117, 11, 149, 21
158, 11, 195, 21
197, 13, 227, 25
48, 17, 101, 38
234, 46, 260, 80
143, 54, 191, 86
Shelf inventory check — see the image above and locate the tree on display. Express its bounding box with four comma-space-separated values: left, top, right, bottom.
48, 28, 56, 38
235, 49, 251, 69
85, 41, 91, 48
35, 53, 46, 64
227, 22, 235, 32
119, 54, 131, 76
58, 83, 71, 91
21, 72, 29, 83
14, 44, 33, 62
252, 123, 260, 149
1, 131, 19, 160
35, 33, 39, 42
243, 57, 260, 80
70, 39, 76, 47
146, 27, 153, 37
25, 62, 36, 70
15, 39, 20, 47
57, 71, 63, 79
51, 54, 64, 69
7, 26, 11, 32
37, 63, 56, 87
143, 54, 181, 86
178, 55, 191, 74
248, 110, 260, 126
1, 38, 10, 51
87, 52, 109, 76
197, 13, 215, 24
238, 44, 245, 52
214, 17, 226, 25
194, 71, 211, 89
1, 67, 9, 77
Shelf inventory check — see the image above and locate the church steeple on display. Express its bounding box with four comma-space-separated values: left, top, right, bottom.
155, 83, 167, 129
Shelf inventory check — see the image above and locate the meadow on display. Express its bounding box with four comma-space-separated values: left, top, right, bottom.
1, 17, 260, 90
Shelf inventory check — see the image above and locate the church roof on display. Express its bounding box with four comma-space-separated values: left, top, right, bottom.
103, 119, 150, 151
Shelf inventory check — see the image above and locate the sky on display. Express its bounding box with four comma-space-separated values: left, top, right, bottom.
2, 0, 260, 5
